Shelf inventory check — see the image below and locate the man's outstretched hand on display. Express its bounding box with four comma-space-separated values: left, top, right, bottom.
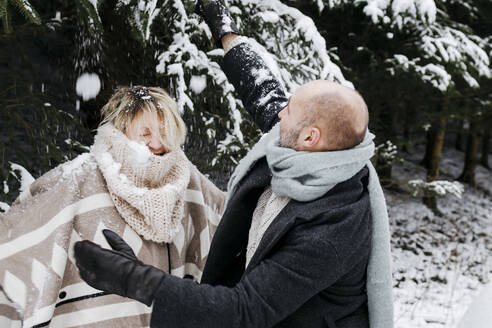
74, 229, 166, 306
195, 0, 239, 47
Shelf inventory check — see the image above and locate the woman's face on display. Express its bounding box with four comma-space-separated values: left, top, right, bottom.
125, 110, 167, 155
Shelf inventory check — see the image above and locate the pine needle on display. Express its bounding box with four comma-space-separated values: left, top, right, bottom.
0, 0, 6, 18
10, 0, 41, 25
1, 0, 11, 34
78, 0, 103, 33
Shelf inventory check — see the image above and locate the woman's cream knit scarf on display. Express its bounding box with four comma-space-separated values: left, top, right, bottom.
92, 124, 191, 243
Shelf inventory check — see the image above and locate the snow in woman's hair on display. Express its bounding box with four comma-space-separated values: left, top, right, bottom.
100, 86, 187, 151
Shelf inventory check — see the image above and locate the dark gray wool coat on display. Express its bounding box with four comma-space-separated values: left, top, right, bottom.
150, 43, 372, 328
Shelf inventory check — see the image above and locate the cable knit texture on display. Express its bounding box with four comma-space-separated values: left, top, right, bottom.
246, 186, 290, 267
92, 124, 191, 243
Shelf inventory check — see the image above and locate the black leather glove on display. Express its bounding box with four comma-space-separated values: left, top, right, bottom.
74, 229, 166, 306
195, 0, 239, 47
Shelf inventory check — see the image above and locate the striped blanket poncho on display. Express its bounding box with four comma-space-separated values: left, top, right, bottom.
0, 152, 225, 327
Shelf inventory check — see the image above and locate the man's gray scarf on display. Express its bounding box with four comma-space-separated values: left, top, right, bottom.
227, 123, 394, 328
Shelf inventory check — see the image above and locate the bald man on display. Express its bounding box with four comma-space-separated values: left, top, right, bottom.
73, 1, 389, 328
277, 80, 369, 151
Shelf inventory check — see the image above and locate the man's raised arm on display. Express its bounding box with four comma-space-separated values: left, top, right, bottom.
196, 0, 288, 133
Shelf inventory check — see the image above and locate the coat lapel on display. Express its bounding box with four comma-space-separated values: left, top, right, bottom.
244, 199, 304, 272
244, 167, 370, 272
201, 158, 272, 284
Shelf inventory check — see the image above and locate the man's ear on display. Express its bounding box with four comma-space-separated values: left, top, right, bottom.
299, 126, 321, 150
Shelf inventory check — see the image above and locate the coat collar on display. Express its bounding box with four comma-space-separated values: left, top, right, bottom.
244, 166, 370, 272
201, 157, 272, 284
203, 161, 369, 284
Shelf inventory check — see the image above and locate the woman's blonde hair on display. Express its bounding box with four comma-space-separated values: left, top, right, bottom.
100, 86, 187, 150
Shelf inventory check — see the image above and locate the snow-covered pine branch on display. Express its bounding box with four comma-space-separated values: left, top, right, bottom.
241, 0, 351, 91
28, 0, 349, 179
316, 0, 491, 92
0, 0, 41, 33
386, 54, 452, 92
417, 19, 491, 88
0, 202, 9, 213
7, 162, 35, 204
76, 0, 102, 32
408, 179, 465, 199
120, 0, 161, 41
0, 179, 9, 212
376, 140, 400, 166
11, 0, 41, 25
153, 0, 350, 165
9, 163, 35, 195
317, 0, 437, 25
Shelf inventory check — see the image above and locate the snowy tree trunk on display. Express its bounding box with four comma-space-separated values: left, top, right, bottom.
402, 106, 412, 153
480, 120, 490, 169
423, 97, 449, 213
376, 158, 393, 187
421, 127, 435, 170
459, 115, 480, 187
454, 118, 465, 151
427, 118, 447, 182
376, 150, 394, 186
376, 101, 398, 183
379, 100, 399, 142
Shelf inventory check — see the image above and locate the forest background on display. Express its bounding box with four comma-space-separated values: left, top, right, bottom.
0, 0, 491, 327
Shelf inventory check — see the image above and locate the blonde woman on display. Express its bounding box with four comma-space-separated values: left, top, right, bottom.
0, 86, 226, 327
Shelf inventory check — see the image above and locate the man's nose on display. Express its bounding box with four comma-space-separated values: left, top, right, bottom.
278, 107, 285, 119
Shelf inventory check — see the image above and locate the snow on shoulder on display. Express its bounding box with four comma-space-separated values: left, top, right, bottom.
61, 153, 96, 179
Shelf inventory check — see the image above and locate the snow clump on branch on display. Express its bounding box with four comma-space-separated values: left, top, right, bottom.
376, 141, 400, 166
408, 179, 465, 199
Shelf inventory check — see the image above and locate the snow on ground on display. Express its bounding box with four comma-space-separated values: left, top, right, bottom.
458, 281, 492, 328
388, 147, 492, 328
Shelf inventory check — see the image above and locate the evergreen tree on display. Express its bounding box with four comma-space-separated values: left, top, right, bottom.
287, 0, 490, 211
0, 0, 351, 199
1, 0, 490, 203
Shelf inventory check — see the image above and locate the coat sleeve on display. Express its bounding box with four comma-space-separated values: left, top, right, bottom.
221, 43, 288, 133
150, 215, 341, 328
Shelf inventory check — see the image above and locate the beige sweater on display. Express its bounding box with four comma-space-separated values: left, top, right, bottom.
246, 186, 290, 267
0, 151, 225, 327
